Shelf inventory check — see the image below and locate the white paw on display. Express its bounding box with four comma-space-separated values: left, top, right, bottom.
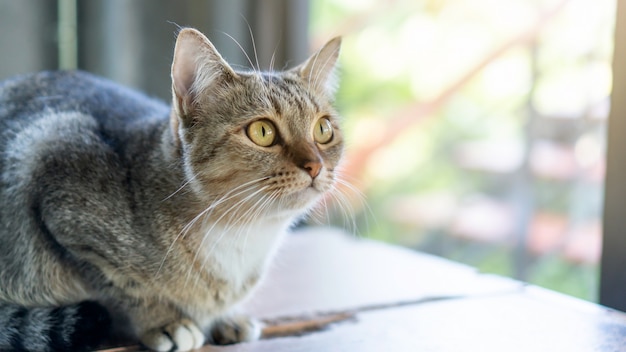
141, 318, 205, 351
210, 315, 262, 345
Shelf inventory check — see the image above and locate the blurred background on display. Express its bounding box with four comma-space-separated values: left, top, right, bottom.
0, 0, 615, 302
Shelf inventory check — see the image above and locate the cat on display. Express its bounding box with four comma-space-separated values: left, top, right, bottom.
0, 28, 343, 351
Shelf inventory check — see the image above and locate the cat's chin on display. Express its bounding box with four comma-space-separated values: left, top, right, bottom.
277, 187, 325, 211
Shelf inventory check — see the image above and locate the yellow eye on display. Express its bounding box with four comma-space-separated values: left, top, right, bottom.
313, 117, 333, 144
247, 120, 276, 147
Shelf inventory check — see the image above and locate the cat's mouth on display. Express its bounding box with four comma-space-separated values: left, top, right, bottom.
264, 170, 333, 208
303, 180, 333, 201
280, 182, 324, 205
306, 175, 331, 193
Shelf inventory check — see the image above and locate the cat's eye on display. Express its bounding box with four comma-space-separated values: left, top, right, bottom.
313, 117, 333, 144
247, 120, 276, 147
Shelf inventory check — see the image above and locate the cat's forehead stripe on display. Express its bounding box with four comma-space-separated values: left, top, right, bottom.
287, 87, 306, 114
269, 95, 282, 116
281, 77, 322, 112
262, 77, 321, 117
303, 89, 321, 112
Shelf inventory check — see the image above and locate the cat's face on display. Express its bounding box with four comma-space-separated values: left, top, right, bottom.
170, 29, 343, 221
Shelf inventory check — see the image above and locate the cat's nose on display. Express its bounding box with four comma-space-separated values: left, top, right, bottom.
302, 160, 322, 179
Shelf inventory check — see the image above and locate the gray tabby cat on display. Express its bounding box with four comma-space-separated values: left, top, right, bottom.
0, 28, 342, 351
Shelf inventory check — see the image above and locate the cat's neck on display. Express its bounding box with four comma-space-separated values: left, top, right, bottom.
194, 217, 291, 283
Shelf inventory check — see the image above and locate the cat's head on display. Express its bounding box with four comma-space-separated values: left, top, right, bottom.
169, 28, 343, 221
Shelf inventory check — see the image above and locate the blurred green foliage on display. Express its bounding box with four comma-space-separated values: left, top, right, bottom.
310, 0, 614, 302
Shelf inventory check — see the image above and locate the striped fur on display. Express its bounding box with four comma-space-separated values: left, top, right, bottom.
0, 28, 342, 351
0, 301, 111, 351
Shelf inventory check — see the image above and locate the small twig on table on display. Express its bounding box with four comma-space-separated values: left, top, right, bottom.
259, 294, 470, 338
262, 287, 524, 338
261, 312, 356, 338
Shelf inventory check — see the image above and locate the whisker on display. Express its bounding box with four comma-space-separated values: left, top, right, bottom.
240, 14, 260, 73
335, 177, 376, 231
155, 176, 270, 278
185, 185, 269, 287
180, 177, 269, 236
323, 193, 332, 225
269, 42, 278, 73
161, 177, 194, 202
234, 189, 275, 228
328, 188, 358, 236
188, 187, 270, 289
307, 194, 328, 226
236, 190, 279, 266
220, 31, 256, 72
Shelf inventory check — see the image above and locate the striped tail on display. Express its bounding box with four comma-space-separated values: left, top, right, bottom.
0, 301, 111, 352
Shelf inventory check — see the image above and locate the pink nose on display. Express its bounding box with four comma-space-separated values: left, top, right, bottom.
303, 161, 322, 179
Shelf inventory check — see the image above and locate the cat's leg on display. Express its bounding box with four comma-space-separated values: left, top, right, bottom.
109, 295, 206, 352
208, 313, 263, 345
138, 318, 206, 352
31, 142, 205, 351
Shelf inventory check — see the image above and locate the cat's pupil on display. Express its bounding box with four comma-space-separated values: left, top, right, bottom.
261, 126, 266, 136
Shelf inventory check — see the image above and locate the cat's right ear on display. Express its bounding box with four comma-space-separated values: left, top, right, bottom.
295, 37, 342, 97
170, 28, 238, 138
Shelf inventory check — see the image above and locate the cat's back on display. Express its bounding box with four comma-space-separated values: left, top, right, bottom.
0, 71, 173, 215
0, 70, 169, 131
0, 70, 171, 177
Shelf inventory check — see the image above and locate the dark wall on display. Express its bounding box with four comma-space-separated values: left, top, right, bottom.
0, 0, 309, 101
0, 1, 59, 80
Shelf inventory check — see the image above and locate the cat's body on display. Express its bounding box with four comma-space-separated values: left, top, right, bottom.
0, 29, 342, 351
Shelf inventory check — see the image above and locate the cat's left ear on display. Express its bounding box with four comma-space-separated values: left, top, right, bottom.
170, 28, 238, 122
294, 37, 342, 97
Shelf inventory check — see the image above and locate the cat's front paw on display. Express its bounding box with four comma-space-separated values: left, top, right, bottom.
140, 318, 205, 352
210, 315, 262, 345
